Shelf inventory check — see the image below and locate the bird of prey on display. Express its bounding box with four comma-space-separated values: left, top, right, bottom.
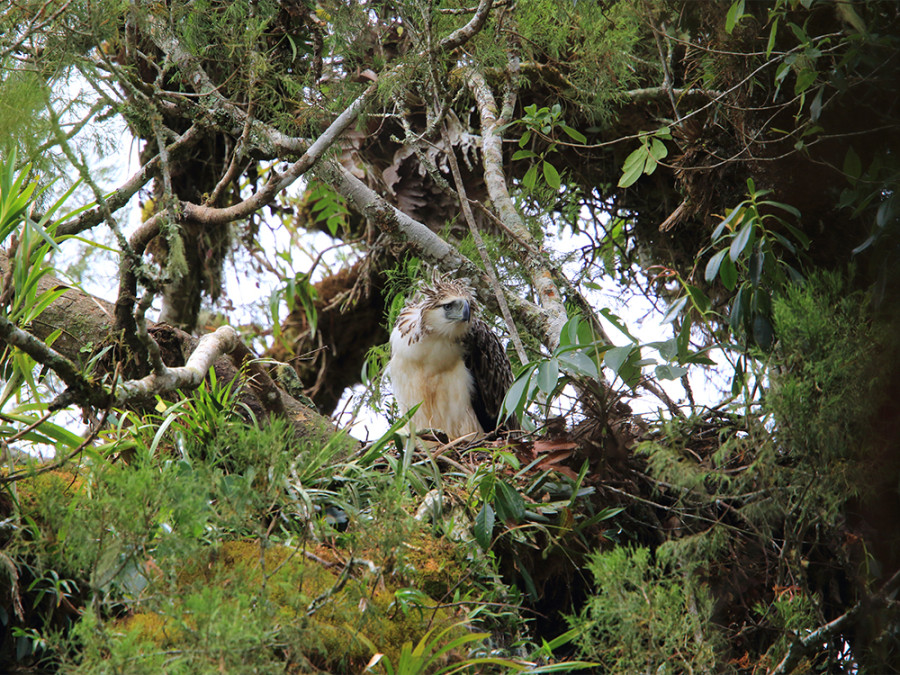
389, 275, 514, 438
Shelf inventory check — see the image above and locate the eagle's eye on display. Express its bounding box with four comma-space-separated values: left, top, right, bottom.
442, 299, 471, 322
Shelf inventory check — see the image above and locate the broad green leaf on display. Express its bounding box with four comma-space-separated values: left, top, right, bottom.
560, 124, 587, 143
648, 338, 678, 362
789, 21, 809, 43
655, 364, 689, 380
843, 146, 862, 183
705, 248, 728, 283
604, 345, 633, 376
794, 68, 817, 95
557, 351, 600, 379
502, 366, 536, 418
730, 286, 748, 333
726, 0, 746, 34
685, 284, 711, 314
730, 221, 754, 261
676, 314, 693, 359
559, 315, 582, 348
835, 1, 866, 33
542, 161, 561, 189
660, 295, 688, 324
598, 307, 637, 342
752, 313, 775, 350
784, 263, 805, 284
474, 503, 495, 550
810, 87, 824, 122
770, 231, 797, 254
618, 146, 647, 188
649, 137, 668, 161
766, 17, 779, 58
749, 249, 765, 287
759, 199, 801, 219
537, 358, 559, 394
713, 203, 745, 240
511, 149, 537, 161
495, 481, 526, 524
523, 165, 538, 190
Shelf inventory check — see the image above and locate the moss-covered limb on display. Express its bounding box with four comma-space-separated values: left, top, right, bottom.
0, 313, 109, 410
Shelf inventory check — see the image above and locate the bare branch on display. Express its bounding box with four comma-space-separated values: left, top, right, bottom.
769, 568, 900, 675
439, 0, 494, 52
181, 84, 376, 226
466, 67, 570, 350
112, 325, 240, 404
56, 123, 204, 238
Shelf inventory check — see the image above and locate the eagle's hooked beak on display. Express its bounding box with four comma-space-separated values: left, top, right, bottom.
443, 299, 470, 323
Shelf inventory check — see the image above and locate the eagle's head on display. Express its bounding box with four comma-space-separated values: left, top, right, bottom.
420, 277, 475, 341
393, 276, 476, 344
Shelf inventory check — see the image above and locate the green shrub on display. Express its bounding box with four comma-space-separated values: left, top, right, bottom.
568, 545, 719, 674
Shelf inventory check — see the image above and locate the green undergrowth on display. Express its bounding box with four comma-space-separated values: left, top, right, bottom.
0, 383, 539, 673
79, 539, 463, 674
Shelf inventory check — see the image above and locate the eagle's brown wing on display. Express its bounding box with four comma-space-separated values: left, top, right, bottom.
464, 318, 514, 432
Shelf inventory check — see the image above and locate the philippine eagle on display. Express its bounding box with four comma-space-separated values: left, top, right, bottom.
389, 276, 514, 438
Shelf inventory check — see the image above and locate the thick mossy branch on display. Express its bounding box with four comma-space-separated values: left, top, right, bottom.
0, 313, 108, 410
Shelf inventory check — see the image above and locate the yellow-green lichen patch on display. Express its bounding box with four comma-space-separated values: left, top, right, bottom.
402, 532, 466, 601
117, 539, 465, 673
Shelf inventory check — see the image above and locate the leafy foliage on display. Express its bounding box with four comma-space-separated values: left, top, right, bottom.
570, 546, 720, 673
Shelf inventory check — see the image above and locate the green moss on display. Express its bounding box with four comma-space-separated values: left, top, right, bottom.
403, 533, 465, 601
112, 539, 461, 673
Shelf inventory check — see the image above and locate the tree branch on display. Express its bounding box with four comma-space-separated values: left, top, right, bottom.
180, 84, 376, 226
0, 313, 109, 410
56, 124, 204, 238
465, 66, 570, 350
439, 0, 494, 51
110, 325, 239, 404
136, 10, 309, 156
768, 568, 900, 675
